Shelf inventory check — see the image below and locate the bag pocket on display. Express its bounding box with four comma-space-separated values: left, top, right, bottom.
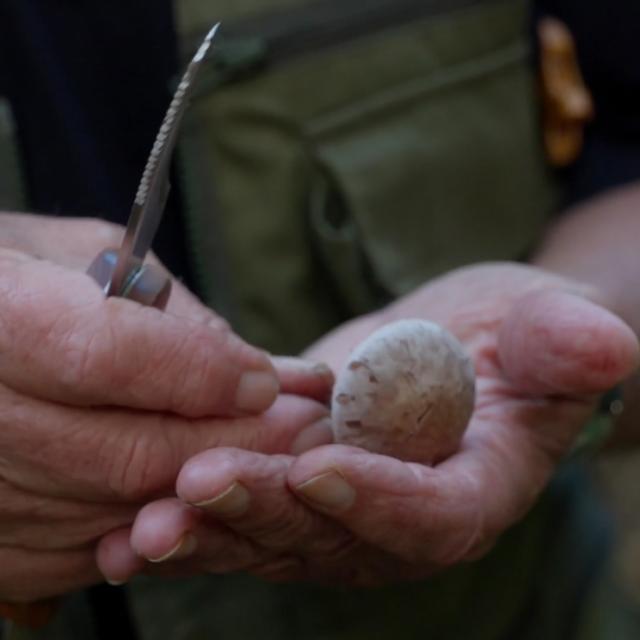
305, 21, 556, 312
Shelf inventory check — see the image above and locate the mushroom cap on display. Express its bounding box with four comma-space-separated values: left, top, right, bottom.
331, 319, 475, 464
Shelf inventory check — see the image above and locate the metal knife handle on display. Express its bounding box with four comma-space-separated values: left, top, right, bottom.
87, 249, 172, 310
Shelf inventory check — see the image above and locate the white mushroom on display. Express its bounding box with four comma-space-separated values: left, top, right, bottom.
331, 319, 475, 464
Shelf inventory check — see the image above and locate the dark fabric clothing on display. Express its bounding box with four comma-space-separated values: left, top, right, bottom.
0, 0, 192, 283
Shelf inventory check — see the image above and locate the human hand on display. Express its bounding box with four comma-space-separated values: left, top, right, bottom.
106, 263, 638, 586
0, 212, 222, 322
0, 247, 332, 603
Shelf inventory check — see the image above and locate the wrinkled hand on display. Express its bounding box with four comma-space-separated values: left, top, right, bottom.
0, 217, 333, 603
105, 263, 638, 587
0, 212, 223, 322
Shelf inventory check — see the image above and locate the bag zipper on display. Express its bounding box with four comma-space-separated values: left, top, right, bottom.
189, 0, 487, 90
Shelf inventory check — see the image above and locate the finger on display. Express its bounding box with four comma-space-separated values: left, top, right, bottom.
96, 521, 253, 585
95, 527, 146, 585
303, 313, 383, 373
0, 388, 329, 501
0, 251, 278, 417
498, 289, 639, 396
234, 394, 333, 457
272, 356, 335, 403
0, 214, 121, 270
128, 498, 266, 574
290, 375, 597, 568
288, 443, 516, 568
130, 499, 200, 563
176, 448, 352, 556
0, 546, 100, 602
0, 477, 137, 549
0, 215, 224, 328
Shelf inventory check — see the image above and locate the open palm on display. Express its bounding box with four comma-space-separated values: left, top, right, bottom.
99, 263, 638, 587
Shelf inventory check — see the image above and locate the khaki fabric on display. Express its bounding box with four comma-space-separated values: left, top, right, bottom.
177, 0, 557, 354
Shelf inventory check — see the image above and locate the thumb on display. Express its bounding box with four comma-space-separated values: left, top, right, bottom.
498, 289, 639, 397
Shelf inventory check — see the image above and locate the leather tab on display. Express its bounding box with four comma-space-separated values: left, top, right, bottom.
539, 16, 595, 167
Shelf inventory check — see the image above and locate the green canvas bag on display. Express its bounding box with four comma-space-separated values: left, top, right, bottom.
176, 0, 558, 354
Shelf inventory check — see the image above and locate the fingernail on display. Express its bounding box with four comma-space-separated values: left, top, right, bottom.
105, 578, 127, 587
312, 362, 335, 382
235, 371, 280, 413
193, 482, 251, 517
290, 416, 334, 455
147, 533, 198, 563
295, 471, 356, 512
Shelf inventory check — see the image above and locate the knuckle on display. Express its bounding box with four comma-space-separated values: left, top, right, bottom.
105, 423, 178, 501
3, 288, 101, 394
306, 531, 360, 561
246, 505, 356, 559
167, 324, 238, 416
53, 320, 101, 390
41, 306, 116, 399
